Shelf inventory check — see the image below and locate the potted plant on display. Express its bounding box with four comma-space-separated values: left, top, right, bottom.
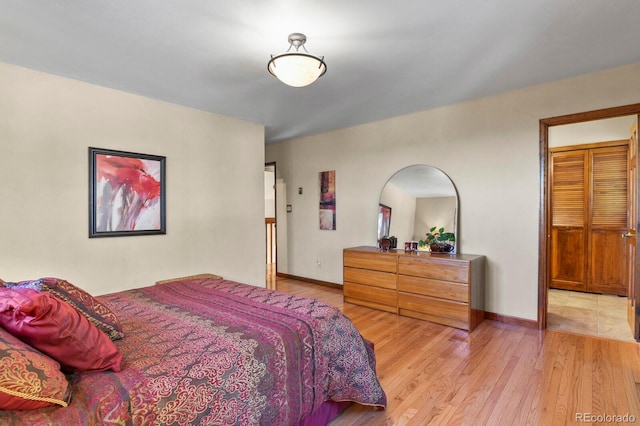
419, 226, 456, 253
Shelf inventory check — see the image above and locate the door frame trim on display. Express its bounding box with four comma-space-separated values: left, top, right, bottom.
538, 103, 640, 329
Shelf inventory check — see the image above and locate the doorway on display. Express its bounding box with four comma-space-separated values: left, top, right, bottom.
265, 163, 276, 288
539, 103, 640, 342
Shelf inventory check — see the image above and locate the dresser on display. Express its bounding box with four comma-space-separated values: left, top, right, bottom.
343, 246, 485, 331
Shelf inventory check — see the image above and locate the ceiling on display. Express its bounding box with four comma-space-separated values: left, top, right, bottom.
1, 1, 639, 145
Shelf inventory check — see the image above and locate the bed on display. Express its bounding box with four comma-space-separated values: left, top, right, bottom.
0, 275, 386, 425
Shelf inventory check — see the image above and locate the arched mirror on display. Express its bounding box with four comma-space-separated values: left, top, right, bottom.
378, 164, 458, 253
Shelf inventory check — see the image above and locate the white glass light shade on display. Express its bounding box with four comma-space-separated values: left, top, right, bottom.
268, 53, 327, 87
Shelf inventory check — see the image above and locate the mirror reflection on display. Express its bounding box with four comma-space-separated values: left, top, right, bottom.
378, 165, 458, 252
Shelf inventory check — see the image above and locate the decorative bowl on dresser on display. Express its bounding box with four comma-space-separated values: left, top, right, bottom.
343, 246, 485, 331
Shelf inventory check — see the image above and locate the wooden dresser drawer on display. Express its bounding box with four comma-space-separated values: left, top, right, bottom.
398, 293, 469, 330
344, 267, 396, 290
398, 274, 468, 303
344, 250, 397, 273
398, 257, 469, 283
344, 282, 397, 313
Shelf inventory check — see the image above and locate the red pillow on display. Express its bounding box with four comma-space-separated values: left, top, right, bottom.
3, 277, 124, 341
39, 278, 124, 340
0, 288, 123, 373
0, 327, 70, 410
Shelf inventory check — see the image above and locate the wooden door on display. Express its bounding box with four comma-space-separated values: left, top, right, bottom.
628, 121, 639, 338
550, 143, 629, 295
550, 150, 588, 291
588, 146, 628, 295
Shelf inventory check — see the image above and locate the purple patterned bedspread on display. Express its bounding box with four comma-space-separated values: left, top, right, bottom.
2, 277, 386, 425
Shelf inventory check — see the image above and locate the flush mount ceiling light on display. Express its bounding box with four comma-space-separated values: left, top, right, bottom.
268, 33, 327, 87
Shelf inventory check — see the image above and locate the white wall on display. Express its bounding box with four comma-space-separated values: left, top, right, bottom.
549, 115, 636, 147
264, 170, 275, 217
275, 179, 288, 273
0, 62, 266, 295
266, 61, 640, 321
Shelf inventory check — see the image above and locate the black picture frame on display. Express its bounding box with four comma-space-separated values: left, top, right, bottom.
89, 147, 166, 238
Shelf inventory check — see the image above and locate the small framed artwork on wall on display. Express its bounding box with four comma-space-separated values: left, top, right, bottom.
89, 147, 166, 238
319, 170, 336, 230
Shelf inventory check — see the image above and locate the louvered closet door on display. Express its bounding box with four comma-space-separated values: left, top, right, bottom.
550, 144, 629, 295
550, 150, 588, 291
588, 146, 628, 295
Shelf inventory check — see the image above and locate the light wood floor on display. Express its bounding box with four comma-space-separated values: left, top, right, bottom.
274, 276, 640, 425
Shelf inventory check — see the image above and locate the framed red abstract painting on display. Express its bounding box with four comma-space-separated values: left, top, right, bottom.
89, 147, 166, 238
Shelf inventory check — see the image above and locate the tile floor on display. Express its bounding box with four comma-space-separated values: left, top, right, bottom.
547, 288, 635, 342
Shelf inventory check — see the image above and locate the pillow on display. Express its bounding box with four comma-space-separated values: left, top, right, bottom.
0, 327, 70, 410
0, 287, 123, 373
3, 277, 124, 340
